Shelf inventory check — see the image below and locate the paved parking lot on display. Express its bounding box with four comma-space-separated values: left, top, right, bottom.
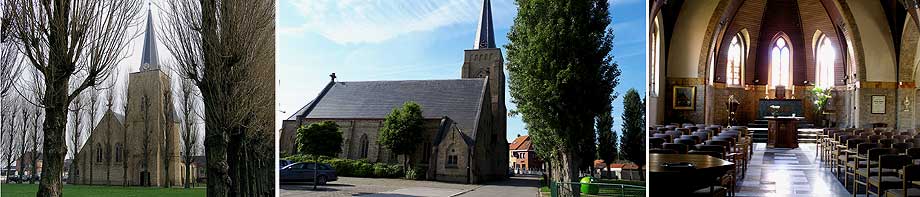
280, 176, 539, 197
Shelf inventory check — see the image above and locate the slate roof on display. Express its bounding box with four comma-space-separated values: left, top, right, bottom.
292, 79, 488, 138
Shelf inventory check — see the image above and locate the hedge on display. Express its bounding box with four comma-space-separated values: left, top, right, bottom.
283, 154, 404, 178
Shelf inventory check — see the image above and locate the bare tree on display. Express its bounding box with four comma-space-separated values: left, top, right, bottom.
24, 66, 46, 184
119, 70, 130, 187
104, 78, 116, 185
161, 76, 174, 188
177, 78, 198, 188
0, 12, 22, 98
4, 98, 21, 183
6, 0, 143, 194
17, 102, 29, 183
86, 87, 99, 184
68, 93, 83, 184
161, 0, 275, 195
29, 102, 43, 184
140, 93, 152, 187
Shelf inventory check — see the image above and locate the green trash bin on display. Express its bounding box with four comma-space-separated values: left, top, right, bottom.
580, 176, 599, 195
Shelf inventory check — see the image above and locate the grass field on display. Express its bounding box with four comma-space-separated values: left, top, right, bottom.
0, 183, 206, 197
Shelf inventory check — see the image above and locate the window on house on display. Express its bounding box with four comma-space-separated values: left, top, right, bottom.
114, 143, 122, 162
96, 144, 103, 163
446, 145, 458, 168
816, 34, 835, 88
359, 134, 369, 159
770, 35, 792, 88
649, 18, 660, 96
727, 33, 744, 86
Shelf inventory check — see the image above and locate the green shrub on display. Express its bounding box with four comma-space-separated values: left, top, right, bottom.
373, 163, 389, 177
404, 167, 424, 180
284, 154, 408, 178
387, 165, 404, 178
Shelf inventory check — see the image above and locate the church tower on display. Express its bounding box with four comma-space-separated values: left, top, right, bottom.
461, 0, 507, 179
125, 6, 182, 187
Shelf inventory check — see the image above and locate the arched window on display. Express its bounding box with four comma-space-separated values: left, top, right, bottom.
816, 34, 835, 88
649, 18, 661, 96
359, 134, 369, 159
770, 34, 792, 88
727, 33, 745, 86
114, 143, 123, 162
446, 144, 458, 168
96, 143, 103, 163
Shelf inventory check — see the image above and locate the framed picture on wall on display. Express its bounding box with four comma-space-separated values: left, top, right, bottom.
673, 86, 695, 110
871, 95, 886, 114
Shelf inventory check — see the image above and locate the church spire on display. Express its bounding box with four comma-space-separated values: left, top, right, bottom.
473, 0, 495, 49
140, 4, 159, 71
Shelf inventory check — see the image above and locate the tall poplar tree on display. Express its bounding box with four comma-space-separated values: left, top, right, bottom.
505, 0, 620, 194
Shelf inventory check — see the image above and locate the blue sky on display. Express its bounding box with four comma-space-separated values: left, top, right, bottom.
275, 0, 647, 142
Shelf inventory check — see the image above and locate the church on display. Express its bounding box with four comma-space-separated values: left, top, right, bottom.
279, 0, 508, 184
648, 0, 920, 196
69, 8, 188, 187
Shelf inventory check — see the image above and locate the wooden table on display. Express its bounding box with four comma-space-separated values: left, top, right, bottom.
650, 154, 735, 195
766, 116, 803, 149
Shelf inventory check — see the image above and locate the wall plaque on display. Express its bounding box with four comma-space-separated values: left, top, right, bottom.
871, 95, 886, 114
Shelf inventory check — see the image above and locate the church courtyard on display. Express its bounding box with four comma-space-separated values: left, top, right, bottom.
279, 176, 539, 197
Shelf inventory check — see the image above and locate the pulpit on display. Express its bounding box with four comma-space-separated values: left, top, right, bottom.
766, 116, 802, 149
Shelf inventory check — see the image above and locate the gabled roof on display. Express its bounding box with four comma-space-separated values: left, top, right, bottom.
509, 135, 532, 151
292, 78, 488, 138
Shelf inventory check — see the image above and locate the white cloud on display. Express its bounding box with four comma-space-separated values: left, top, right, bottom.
285, 0, 481, 44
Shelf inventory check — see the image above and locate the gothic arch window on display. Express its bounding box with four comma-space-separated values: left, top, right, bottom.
770, 33, 792, 89
446, 143, 458, 168
114, 143, 123, 162
359, 134, 369, 159
815, 34, 835, 88
96, 143, 103, 163
649, 17, 661, 96
727, 33, 745, 86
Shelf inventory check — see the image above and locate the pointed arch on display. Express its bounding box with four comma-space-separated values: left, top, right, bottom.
726, 30, 747, 86
814, 31, 836, 88
359, 134, 369, 159
769, 32, 793, 89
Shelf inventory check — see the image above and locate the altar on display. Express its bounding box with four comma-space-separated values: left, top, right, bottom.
766, 116, 803, 149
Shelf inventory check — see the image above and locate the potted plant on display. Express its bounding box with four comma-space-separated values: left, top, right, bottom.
810, 86, 832, 127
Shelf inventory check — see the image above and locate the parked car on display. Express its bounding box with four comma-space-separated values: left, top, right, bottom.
279, 162, 337, 185
279, 160, 293, 169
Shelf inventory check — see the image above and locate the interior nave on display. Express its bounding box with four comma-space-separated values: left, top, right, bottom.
648, 0, 920, 196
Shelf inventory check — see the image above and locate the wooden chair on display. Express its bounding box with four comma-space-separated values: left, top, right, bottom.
662, 143, 689, 154
843, 142, 891, 195
854, 147, 888, 196
840, 138, 867, 181
883, 164, 920, 197
650, 137, 666, 149
868, 154, 911, 196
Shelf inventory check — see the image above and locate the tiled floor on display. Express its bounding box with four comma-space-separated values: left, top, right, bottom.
735, 143, 851, 196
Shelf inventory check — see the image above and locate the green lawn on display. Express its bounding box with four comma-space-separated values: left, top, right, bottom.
0, 183, 206, 197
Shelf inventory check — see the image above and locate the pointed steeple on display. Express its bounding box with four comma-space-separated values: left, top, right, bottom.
140, 5, 159, 71
473, 0, 495, 49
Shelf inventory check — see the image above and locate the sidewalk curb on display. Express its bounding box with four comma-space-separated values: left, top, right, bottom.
448, 185, 483, 197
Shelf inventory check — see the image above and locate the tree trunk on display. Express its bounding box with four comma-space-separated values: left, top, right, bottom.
37, 78, 69, 197
204, 116, 230, 197
549, 152, 580, 197
184, 161, 191, 188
